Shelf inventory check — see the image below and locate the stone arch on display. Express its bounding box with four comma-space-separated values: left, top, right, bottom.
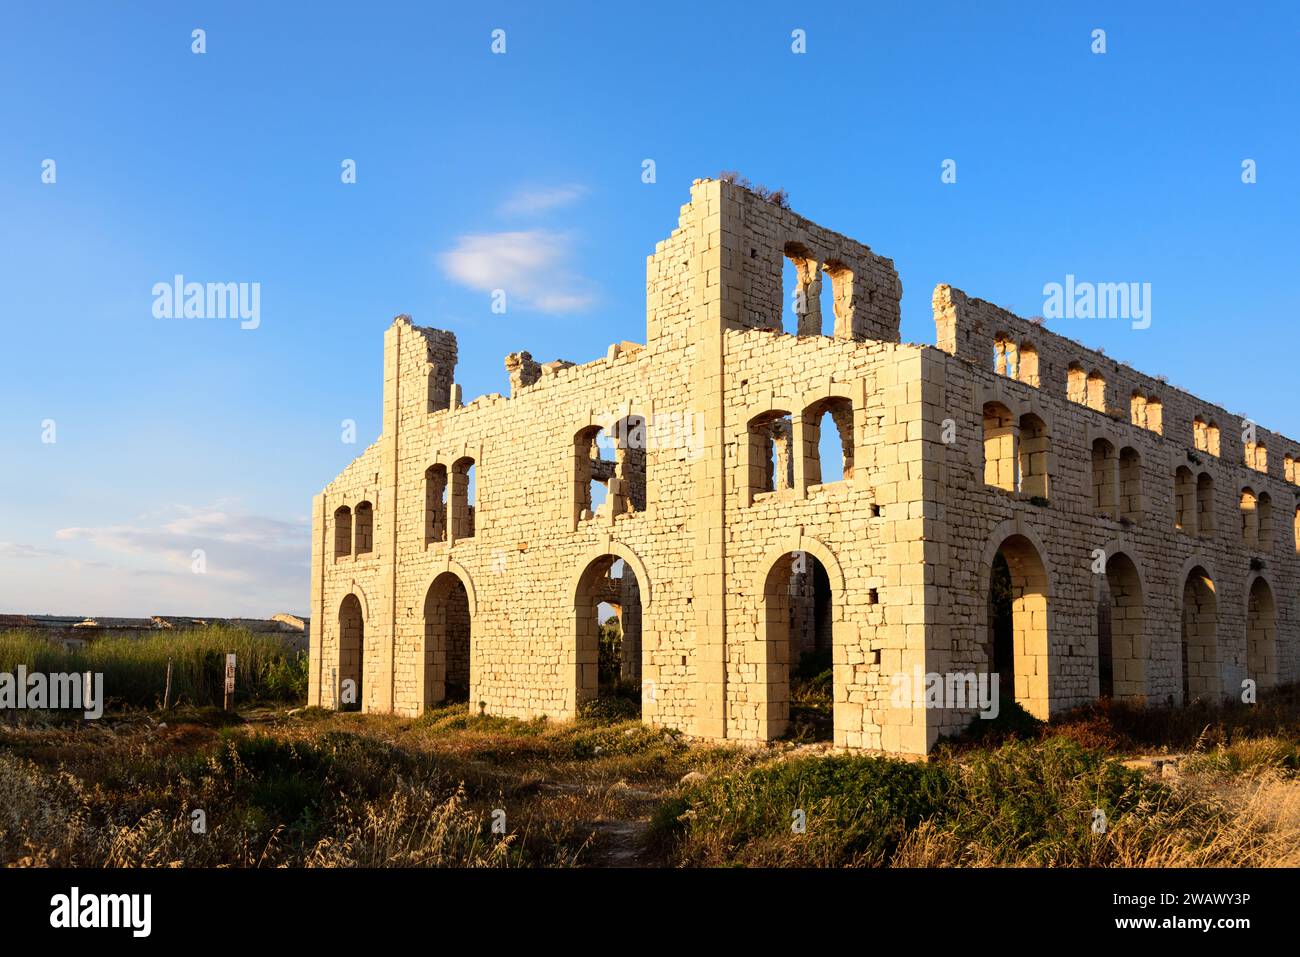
1174, 465, 1196, 532
744, 407, 795, 500
979, 521, 1054, 719
972, 385, 1024, 423
800, 392, 856, 485
333, 505, 352, 559
337, 591, 366, 712
754, 536, 846, 742
1244, 573, 1278, 691
570, 546, 648, 714
422, 570, 473, 709
418, 561, 478, 619
1090, 437, 1118, 517
1240, 486, 1259, 547
1017, 412, 1051, 498
982, 401, 1017, 492
782, 241, 823, 336
568, 541, 653, 610
1180, 565, 1219, 703
1196, 471, 1216, 538
1119, 446, 1143, 522
752, 534, 847, 601
1094, 548, 1147, 701
993, 330, 1019, 378
1085, 369, 1107, 412
1017, 340, 1040, 387
353, 500, 374, 555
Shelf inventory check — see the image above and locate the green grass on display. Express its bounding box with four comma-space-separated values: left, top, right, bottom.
0, 626, 307, 711
653, 738, 1214, 867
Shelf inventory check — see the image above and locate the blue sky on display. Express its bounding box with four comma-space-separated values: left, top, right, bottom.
1, 1, 1296, 617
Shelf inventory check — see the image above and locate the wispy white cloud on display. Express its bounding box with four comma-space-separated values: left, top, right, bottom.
0, 541, 70, 560
0, 501, 309, 617
498, 184, 587, 217
438, 229, 597, 313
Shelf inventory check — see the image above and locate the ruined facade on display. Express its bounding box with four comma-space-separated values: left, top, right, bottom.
308, 177, 1299, 756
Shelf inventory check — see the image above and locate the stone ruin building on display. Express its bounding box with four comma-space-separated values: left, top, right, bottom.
307, 176, 1299, 756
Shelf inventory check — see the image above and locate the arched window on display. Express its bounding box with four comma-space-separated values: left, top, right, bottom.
1258, 492, 1273, 550
450, 457, 475, 539
333, 506, 352, 560
1245, 440, 1268, 474
1174, 467, 1195, 532
1240, 487, 1258, 547
1017, 342, 1040, 387
1017, 414, 1050, 498
1206, 421, 1221, 457
983, 402, 1016, 492
1067, 363, 1088, 405
746, 410, 794, 499
782, 243, 821, 336
1091, 438, 1117, 517
1146, 396, 1163, 434
424, 464, 448, 544
610, 415, 648, 515
353, 501, 373, 555
1285, 454, 1295, 484
803, 396, 855, 486
1197, 472, 1216, 539
994, 333, 1018, 378
1119, 446, 1142, 522
1085, 370, 1106, 412
1130, 392, 1147, 428
821, 261, 853, 339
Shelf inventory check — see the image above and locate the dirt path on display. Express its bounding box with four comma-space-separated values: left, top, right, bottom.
540, 779, 662, 867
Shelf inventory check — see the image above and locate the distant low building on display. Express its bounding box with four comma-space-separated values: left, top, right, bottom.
1, 613, 309, 652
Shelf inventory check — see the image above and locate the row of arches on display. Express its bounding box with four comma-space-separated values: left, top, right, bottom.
328, 544, 837, 738
987, 533, 1284, 717
986, 345, 1296, 484
330, 537, 1288, 735
982, 407, 1295, 554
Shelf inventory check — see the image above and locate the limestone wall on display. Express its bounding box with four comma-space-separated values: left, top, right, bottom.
308, 176, 1298, 757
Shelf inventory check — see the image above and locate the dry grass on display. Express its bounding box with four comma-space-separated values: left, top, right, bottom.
2, 687, 1298, 868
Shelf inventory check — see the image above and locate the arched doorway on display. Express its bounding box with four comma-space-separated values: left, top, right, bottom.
574, 555, 642, 711
423, 572, 471, 708
1246, 577, 1277, 691
763, 550, 835, 741
1101, 552, 1145, 700
986, 535, 1050, 719
338, 594, 364, 712
1180, 567, 1219, 703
